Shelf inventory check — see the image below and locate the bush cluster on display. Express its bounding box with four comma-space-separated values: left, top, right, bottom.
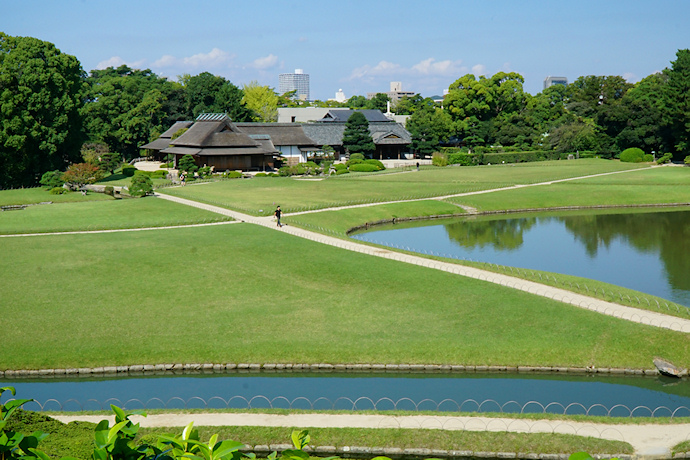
121, 165, 137, 176
349, 163, 379, 172
278, 161, 322, 176
223, 171, 243, 179
619, 148, 645, 163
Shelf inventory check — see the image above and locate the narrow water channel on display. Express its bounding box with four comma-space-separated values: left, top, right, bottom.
3, 372, 690, 417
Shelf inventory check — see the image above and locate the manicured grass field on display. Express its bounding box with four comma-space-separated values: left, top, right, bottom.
450, 166, 690, 211
159, 160, 646, 215
284, 200, 466, 235
2, 224, 688, 370
0, 196, 232, 234
0, 187, 112, 206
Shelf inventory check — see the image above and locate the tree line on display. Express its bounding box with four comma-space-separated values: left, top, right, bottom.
1, 31, 688, 188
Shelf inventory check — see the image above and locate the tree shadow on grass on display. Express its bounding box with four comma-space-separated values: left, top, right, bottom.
98, 173, 128, 183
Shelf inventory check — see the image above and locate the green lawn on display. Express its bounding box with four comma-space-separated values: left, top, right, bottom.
284, 200, 465, 235
159, 160, 646, 215
0, 187, 112, 206
1, 224, 688, 370
0, 196, 232, 234
451, 166, 690, 211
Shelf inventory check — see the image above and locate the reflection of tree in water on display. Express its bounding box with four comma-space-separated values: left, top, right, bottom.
561, 211, 690, 291
444, 217, 537, 251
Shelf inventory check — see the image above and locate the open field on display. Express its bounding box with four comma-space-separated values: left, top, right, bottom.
0, 196, 232, 234
158, 160, 646, 215
1, 223, 688, 370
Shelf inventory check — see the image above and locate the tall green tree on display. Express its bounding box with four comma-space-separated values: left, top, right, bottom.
407, 102, 452, 156
82, 65, 184, 159
242, 81, 278, 122
616, 73, 667, 154
367, 93, 390, 112
342, 112, 375, 157
0, 33, 85, 188
661, 49, 690, 160
183, 72, 251, 121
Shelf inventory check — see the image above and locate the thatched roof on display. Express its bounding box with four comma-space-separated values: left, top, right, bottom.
160, 115, 277, 157
140, 121, 193, 150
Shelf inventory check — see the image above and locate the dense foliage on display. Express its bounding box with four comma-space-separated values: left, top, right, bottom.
0, 33, 85, 188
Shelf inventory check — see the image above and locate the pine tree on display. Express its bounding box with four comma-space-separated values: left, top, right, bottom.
341, 112, 375, 157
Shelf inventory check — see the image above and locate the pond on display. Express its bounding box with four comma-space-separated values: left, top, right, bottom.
2, 372, 690, 417
351, 207, 690, 307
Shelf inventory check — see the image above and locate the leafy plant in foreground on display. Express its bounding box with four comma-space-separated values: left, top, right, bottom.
0, 387, 51, 460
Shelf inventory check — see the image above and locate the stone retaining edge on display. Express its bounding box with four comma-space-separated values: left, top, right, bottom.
239, 444, 635, 460
0, 363, 660, 379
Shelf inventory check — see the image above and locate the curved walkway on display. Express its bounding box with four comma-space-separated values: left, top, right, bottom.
53, 412, 690, 457
155, 193, 690, 333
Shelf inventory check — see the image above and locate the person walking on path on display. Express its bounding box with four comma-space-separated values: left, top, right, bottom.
274, 206, 282, 227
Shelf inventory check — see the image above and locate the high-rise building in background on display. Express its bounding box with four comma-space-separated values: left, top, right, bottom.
279, 69, 310, 101
543, 76, 568, 90
367, 82, 415, 103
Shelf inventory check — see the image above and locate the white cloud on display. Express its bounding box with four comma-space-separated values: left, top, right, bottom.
411, 58, 463, 76
251, 54, 279, 70
472, 64, 487, 76
153, 48, 235, 69
96, 56, 146, 70
348, 60, 402, 80
623, 72, 638, 83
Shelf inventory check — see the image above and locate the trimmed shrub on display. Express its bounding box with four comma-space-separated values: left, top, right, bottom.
685, 155, 690, 165
121, 165, 137, 177
40, 170, 65, 189
432, 152, 448, 167
364, 159, 385, 170
480, 151, 540, 165
268, 172, 279, 177
643, 154, 654, 162
345, 158, 364, 167
349, 163, 379, 172
334, 163, 347, 171
349, 153, 365, 161
447, 153, 474, 166
619, 147, 645, 163
150, 169, 167, 179
335, 168, 350, 175
134, 170, 152, 177
49, 187, 67, 195
129, 174, 153, 197
657, 152, 673, 164
255, 172, 268, 177
104, 186, 114, 196
198, 166, 212, 178
223, 170, 243, 178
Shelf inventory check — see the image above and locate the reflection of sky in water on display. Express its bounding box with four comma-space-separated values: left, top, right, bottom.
2, 374, 689, 416
353, 215, 689, 307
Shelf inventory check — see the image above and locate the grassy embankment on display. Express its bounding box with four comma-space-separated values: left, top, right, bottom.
6, 410, 634, 458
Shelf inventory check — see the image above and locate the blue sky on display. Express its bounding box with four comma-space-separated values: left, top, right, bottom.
4, 0, 689, 100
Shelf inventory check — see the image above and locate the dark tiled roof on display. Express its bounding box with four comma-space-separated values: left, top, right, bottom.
319, 109, 391, 123
235, 123, 317, 147
302, 122, 411, 147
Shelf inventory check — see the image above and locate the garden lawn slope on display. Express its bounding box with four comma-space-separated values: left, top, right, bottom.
1, 224, 687, 370
0, 196, 232, 234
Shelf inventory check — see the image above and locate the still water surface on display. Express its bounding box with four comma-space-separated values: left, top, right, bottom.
352, 208, 690, 307
2, 373, 690, 417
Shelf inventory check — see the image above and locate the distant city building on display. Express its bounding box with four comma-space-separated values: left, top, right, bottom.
279, 69, 310, 101
367, 81, 416, 103
333, 88, 347, 103
543, 76, 568, 90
